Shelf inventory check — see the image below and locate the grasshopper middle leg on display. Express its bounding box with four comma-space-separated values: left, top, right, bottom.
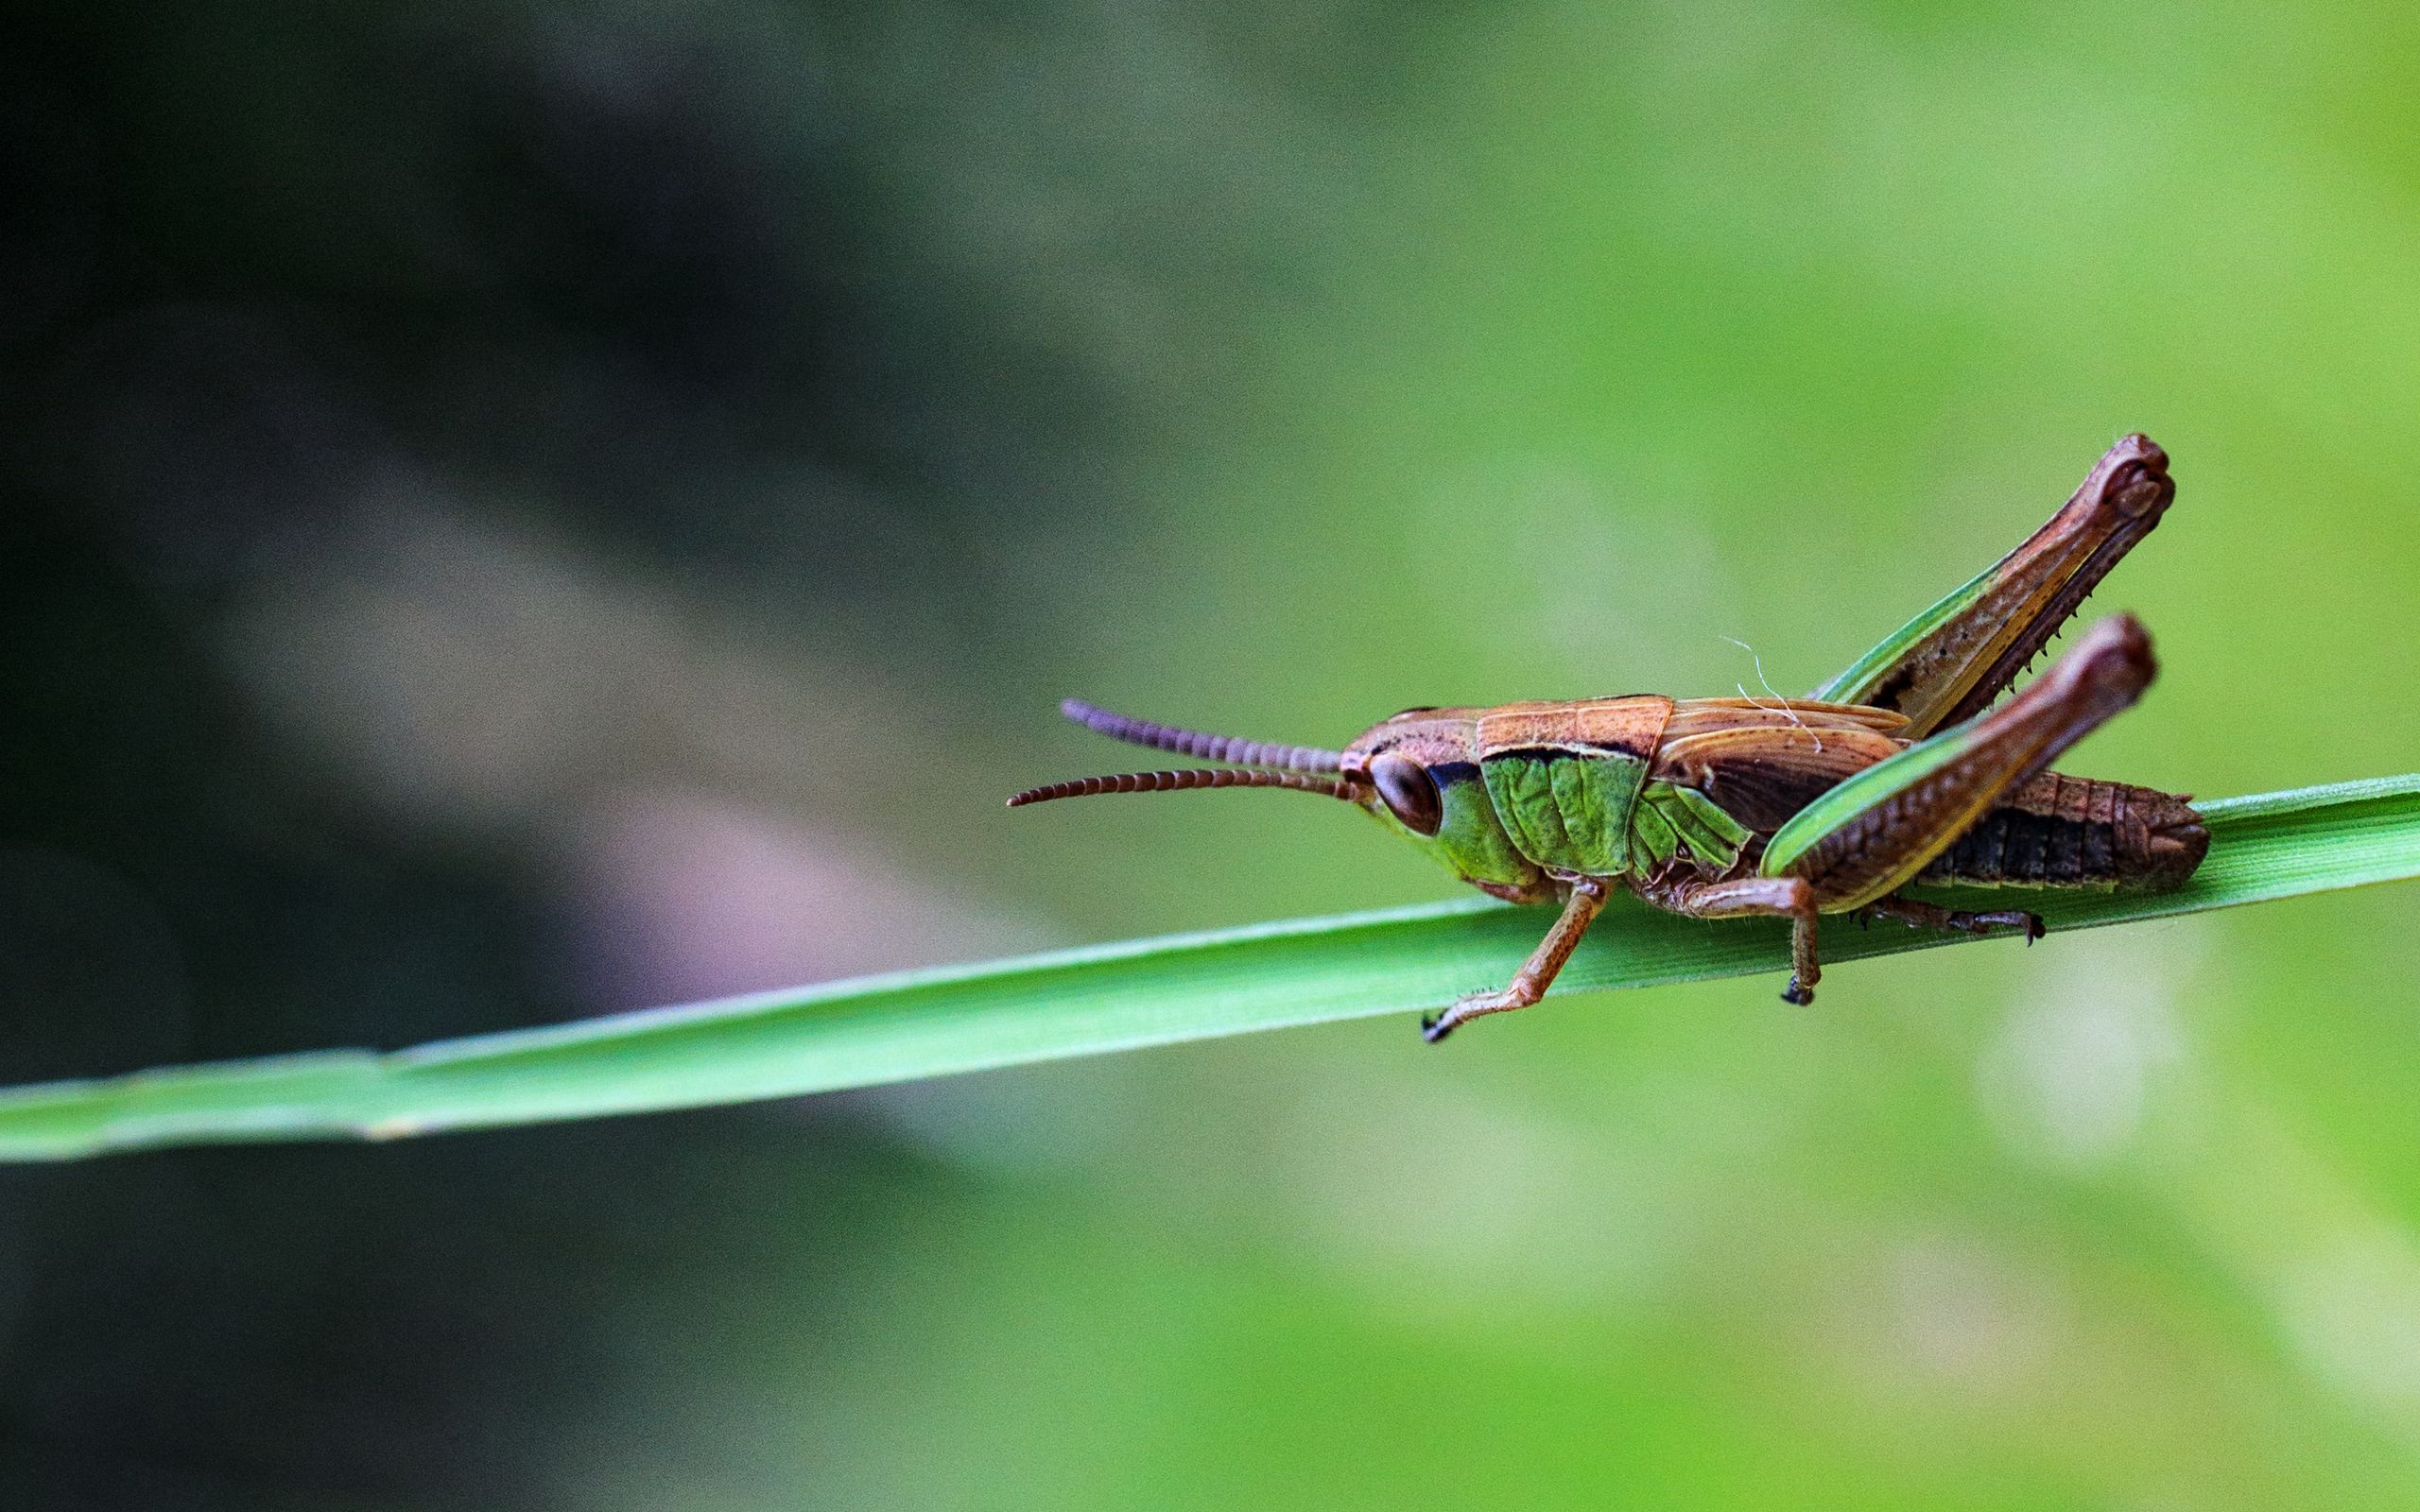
1632, 872, 1826, 1005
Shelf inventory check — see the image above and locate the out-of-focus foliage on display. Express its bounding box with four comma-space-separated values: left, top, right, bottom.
3, 0, 2418, 1506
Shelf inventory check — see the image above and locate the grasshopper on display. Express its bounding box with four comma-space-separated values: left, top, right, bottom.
1011, 435, 2207, 1040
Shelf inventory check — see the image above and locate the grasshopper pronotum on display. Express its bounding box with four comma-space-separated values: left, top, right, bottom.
1012, 436, 2206, 1040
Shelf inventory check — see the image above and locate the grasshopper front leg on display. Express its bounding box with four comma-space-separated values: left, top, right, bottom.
1422, 874, 1610, 1043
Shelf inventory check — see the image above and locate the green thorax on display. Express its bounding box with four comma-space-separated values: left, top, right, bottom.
1480, 747, 1651, 873
1477, 753, 1753, 879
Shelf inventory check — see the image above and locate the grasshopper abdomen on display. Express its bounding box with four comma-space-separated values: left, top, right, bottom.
1916, 772, 2206, 892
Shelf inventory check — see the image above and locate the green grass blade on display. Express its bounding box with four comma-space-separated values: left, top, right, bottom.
5, 775, 2417, 1162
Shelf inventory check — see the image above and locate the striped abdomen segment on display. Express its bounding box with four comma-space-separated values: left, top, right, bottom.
1916, 772, 2206, 892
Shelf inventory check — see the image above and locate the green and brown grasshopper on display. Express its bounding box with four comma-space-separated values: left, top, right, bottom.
1012, 435, 2207, 1040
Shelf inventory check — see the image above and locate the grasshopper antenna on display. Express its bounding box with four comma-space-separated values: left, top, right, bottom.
1058, 698, 1344, 772
1008, 768, 1355, 808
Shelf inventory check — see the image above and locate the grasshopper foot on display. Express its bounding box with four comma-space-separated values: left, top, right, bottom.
1423, 984, 1538, 1042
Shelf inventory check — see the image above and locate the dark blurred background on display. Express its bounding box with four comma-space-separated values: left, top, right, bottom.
6, 1, 2420, 1506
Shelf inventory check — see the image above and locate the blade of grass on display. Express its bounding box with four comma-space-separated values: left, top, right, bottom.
4, 776, 2417, 1161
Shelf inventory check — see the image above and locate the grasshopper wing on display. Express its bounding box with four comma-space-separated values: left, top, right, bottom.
1653, 701, 1910, 834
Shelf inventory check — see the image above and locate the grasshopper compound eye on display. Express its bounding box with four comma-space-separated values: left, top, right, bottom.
1370, 751, 1443, 836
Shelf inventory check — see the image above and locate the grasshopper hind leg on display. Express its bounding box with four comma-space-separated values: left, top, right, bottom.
1764, 613, 2158, 919
1859, 894, 2046, 944
1659, 613, 2162, 1005
1814, 435, 2173, 739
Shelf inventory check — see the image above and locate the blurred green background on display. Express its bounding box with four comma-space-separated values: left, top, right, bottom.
5, 0, 2419, 1505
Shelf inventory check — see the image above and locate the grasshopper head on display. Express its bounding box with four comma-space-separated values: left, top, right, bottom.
1340, 709, 1546, 893
1337, 708, 1473, 839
